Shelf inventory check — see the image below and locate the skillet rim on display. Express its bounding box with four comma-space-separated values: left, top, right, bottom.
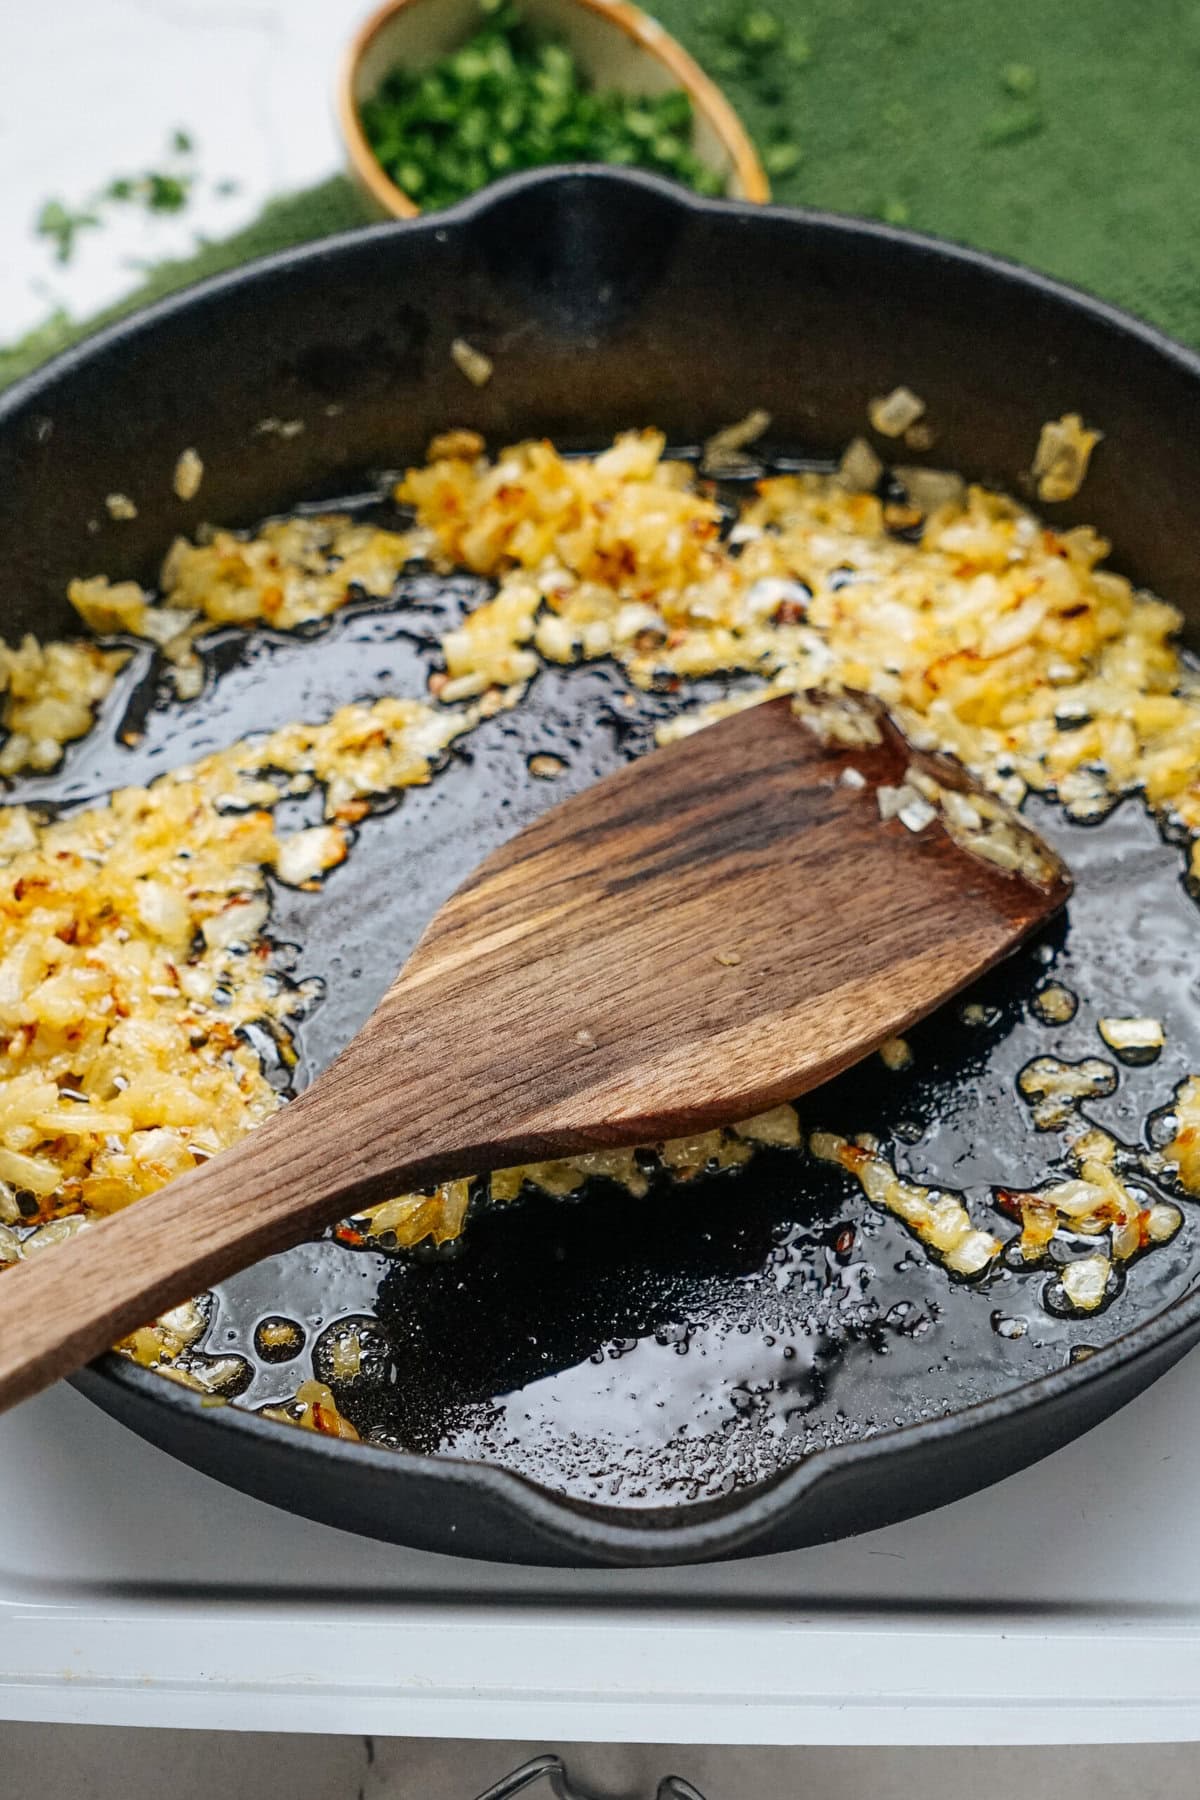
7, 163, 1200, 1563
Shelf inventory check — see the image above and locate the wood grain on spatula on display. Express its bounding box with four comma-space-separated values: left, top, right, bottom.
0, 694, 1070, 1412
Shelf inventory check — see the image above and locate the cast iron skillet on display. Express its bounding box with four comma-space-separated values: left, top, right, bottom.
3, 168, 1200, 1567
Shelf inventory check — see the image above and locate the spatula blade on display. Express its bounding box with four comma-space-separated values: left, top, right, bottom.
391, 694, 1071, 1152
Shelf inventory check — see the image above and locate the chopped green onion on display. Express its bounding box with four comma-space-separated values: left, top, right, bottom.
981, 100, 1045, 146
35, 199, 100, 265
737, 8, 782, 49
358, 1, 726, 209
1001, 62, 1038, 96
763, 140, 802, 176
144, 172, 191, 213
33, 129, 200, 268
695, 3, 812, 179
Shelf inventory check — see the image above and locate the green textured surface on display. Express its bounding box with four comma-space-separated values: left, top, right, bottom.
676, 0, 1200, 343
3, 0, 1198, 390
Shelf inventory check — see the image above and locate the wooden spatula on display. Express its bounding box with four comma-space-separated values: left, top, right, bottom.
0, 693, 1070, 1413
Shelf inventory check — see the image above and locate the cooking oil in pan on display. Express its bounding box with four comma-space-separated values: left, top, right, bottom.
214, 685, 1200, 1502
16, 488, 1200, 1509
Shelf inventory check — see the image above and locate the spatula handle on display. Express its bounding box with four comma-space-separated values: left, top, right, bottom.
0, 1027, 460, 1414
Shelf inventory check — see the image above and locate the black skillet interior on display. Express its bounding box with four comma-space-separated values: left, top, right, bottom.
5, 168, 1200, 1566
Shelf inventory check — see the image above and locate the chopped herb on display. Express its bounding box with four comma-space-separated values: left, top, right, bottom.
145, 172, 191, 212
737, 8, 783, 49
106, 170, 193, 213
359, 1, 725, 208
1001, 62, 1038, 96
35, 131, 200, 265
981, 100, 1045, 146
695, 4, 813, 184
35, 199, 100, 264
708, 44, 745, 76
35, 202, 100, 264
704, 1, 786, 64
698, 1, 804, 102
763, 139, 802, 176
880, 197, 911, 225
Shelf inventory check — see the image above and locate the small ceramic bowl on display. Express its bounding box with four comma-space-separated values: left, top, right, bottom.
337, 0, 770, 218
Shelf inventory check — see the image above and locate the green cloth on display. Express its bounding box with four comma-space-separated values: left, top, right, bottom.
4, 0, 1198, 390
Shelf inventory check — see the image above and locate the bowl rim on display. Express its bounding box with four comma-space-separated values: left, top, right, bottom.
9, 163, 1200, 1564
335, 0, 771, 218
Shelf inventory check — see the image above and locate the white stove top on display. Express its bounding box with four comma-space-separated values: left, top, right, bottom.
4, 1352, 1200, 1744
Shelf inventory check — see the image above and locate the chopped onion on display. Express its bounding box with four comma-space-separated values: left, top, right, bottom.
898, 795, 937, 832
837, 435, 883, 491
868, 386, 926, 438
274, 824, 349, 888
702, 408, 771, 472
733, 1104, 802, 1147
1061, 1254, 1111, 1312
1031, 412, 1101, 503
1098, 1016, 1165, 1064
173, 447, 204, 502
893, 465, 965, 513
450, 338, 494, 387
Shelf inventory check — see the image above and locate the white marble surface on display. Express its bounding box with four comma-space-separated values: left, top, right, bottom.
1, 0, 365, 341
